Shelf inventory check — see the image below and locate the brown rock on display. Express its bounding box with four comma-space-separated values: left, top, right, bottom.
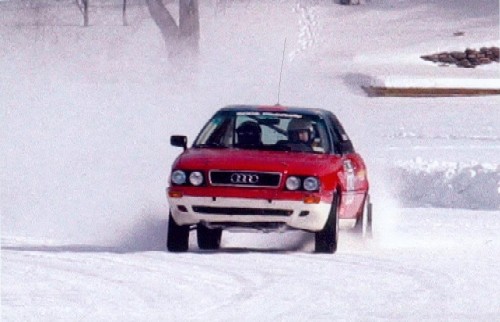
457, 59, 474, 68
468, 58, 481, 65
478, 57, 492, 64
421, 54, 438, 62
441, 56, 457, 64
450, 51, 467, 60
491, 47, 499, 58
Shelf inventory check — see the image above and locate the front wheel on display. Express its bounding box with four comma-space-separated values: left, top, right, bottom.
197, 224, 222, 250
167, 212, 190, 252
315, 191, 340, 254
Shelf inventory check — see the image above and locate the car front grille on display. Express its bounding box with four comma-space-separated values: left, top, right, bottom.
192, 206, 293, 217
209, 171, 281, 188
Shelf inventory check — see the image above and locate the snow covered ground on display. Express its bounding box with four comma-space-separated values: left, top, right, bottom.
1, 0, 499, 320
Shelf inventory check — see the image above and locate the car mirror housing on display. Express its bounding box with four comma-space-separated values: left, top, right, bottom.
171, 135, 187, 150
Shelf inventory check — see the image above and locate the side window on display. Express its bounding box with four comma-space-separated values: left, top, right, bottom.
194, 113, 234, 147
207, 117, 233, 146
312, 119, 330, 153
328, 114, 354, 154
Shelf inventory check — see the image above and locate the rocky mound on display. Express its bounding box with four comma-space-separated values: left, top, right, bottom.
421, 47, 499, 68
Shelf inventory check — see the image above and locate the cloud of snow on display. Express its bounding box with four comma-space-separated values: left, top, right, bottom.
0, 1, 322, 247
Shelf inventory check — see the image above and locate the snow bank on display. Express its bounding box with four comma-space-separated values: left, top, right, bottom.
391, 159, 499, 210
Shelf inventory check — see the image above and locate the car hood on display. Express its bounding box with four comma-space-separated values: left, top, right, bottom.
173, 148, 342, 175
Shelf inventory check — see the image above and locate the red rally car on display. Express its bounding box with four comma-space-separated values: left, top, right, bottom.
167, 105, 372, 253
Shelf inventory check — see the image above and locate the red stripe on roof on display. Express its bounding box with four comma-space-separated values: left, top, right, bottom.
257, 104, 288, 111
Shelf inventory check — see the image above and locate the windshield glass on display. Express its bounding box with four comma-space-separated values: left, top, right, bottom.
193, 111, 330, 153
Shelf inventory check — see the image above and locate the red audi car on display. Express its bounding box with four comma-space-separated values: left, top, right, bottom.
167, 105, 372, 253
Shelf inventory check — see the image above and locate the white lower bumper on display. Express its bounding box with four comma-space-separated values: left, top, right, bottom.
168, 196, 332, 232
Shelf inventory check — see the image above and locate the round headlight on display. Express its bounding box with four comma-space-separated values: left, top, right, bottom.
303, 177, 320, 191
171, 170, 186, 185
286, 176, 301, 191
189, 171, 204, 186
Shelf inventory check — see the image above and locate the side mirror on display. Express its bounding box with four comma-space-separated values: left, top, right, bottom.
171, 135, 187, 150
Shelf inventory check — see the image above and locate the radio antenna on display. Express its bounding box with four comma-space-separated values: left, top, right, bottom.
276, 38, 287, 105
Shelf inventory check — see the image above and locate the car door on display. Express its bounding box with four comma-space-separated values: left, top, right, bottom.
327, 113, 368, 219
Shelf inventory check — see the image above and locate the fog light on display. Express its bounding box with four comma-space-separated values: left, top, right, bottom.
303, 195, 320, 204
169, 191, 183, 198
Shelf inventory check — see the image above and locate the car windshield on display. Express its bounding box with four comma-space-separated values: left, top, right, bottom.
193, 111, 330, 153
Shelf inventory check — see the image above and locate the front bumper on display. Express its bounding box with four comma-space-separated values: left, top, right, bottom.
168, 195, 332, 232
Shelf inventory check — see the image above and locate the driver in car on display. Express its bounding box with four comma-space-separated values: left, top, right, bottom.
236, 121, 263, 148
287, 118, 314, 152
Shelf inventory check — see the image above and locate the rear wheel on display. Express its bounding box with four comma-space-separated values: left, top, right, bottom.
167, 212, 190, 252
315, 191, 340, 254
352, 193, 373, 238
197, 224, 222, 250
366, 200, 373, 238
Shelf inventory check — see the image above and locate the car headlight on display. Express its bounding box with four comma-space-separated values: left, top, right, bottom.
171, 170, 187, 185
286, 176, 301, 190
303, 177, 320, 191
189, 171, 204, 186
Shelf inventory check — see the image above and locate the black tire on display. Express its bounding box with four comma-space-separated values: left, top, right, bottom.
197, 224, 222, 250
353, 193, 373, 238
315, 191, 340, 254
167, 212, 190, 252
366, 200, 373, 239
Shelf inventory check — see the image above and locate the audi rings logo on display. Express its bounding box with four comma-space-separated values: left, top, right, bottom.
230, 173, 260, 184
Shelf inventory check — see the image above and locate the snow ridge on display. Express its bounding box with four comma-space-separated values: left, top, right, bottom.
392, 159, 499, 210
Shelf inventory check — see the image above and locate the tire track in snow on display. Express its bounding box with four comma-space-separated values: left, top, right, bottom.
3, 250, 177, 319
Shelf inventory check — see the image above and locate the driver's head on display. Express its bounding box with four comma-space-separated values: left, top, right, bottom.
288, 118, 313, 144
236, 121, 262, 146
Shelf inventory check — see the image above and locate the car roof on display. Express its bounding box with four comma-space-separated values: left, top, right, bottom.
218, 104, 333, 117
